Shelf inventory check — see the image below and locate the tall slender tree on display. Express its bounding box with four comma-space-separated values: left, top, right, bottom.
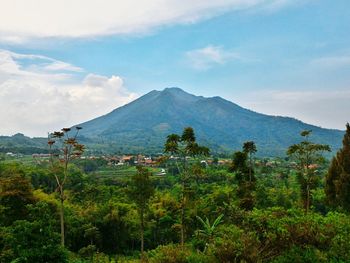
48, 127, 84, 247
128, 166, 154, 262
164, 127, 209, 248
325, 123, 350, 211
230, 150, 256, 210
287, 130, 330, 214
243, 141, 257, 182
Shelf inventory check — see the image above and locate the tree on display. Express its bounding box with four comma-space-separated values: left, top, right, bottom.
325, 123, 350, 211
230, 151, 256, 210
48, 127, 84, 247
4, 201, 68, 263
164, 127, 209, 248
78, 223, 101, 260
128, 166, 155, 262
0, 171, 35, 226
287, 130, 330, 214
243, 141, 257, 182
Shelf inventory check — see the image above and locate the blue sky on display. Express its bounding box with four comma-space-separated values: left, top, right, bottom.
0, 0, 349, 136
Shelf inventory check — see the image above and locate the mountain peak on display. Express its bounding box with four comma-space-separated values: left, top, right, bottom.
163, 87, 185, 93
157, 87, 200, 103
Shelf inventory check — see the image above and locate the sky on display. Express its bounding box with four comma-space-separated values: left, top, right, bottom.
0, 0, 349, 137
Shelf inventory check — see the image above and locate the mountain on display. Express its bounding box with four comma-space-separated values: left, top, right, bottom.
76, 87, 344, 156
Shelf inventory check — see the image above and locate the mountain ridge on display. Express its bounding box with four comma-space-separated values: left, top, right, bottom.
75, 87, 343, 156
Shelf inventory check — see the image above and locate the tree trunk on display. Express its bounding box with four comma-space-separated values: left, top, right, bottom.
60, 189, 65, 247
141, 208, 145, 262
305, 152, 310, 214
306, 183, 310, 214
181, 179, 185, 248
249, 154, 252, 182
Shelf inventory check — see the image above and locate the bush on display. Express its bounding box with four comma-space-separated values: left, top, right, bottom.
326, 212, 350, 261
148, 244, 208, 263
271, 246, 327, 263
210, 224, 260, 262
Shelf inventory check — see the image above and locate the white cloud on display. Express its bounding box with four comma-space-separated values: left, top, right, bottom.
0, 0, 300, 43
186, 45, 241, 70
237, 89, 350, 130
0, 49, 137, 137
43, 61, 83, 72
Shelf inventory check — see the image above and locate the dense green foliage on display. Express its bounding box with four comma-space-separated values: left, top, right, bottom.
1, 126, 350, 262
326, 123, 350, 211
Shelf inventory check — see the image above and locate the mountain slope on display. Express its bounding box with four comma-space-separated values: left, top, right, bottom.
76, 87, 344, 156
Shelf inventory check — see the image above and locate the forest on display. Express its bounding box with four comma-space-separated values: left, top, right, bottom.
1, 124, 350, 263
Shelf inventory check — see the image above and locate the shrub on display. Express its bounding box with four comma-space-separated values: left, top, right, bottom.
148, 244, 208, 263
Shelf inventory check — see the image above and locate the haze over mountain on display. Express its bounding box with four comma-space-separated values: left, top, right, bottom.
77, 87, 343, 156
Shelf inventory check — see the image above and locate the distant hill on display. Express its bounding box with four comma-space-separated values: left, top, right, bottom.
0, 133, 48, 154
75, 87, 344, 156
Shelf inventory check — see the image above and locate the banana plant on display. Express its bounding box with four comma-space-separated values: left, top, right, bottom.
196, 214, 224, 252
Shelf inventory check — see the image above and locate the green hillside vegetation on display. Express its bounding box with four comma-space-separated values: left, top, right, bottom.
1, 125, 350, 262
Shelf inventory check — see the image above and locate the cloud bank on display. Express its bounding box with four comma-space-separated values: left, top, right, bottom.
0, 0, 297, 43
0, 50, 137, 136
